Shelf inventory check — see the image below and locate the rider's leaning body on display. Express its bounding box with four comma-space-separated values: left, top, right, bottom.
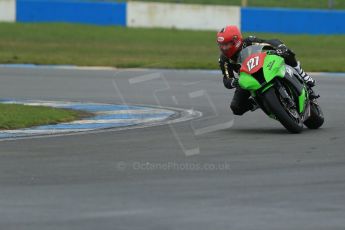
217, 25, 315, 115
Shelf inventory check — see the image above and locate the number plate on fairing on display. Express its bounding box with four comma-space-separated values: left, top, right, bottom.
240, 53, 267, 74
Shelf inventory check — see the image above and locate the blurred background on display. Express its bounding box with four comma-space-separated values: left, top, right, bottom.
126, 0, 345, 9
0, 0, 344, 71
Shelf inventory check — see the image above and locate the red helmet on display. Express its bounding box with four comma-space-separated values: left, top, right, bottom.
216, 25, 243, 59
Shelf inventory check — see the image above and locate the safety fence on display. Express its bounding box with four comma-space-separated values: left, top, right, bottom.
0, 0, 344, 34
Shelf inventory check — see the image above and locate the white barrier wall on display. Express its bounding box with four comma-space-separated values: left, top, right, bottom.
0, 0, 15, 22
127, 1, 240, 31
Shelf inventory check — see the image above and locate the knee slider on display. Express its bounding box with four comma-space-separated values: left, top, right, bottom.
230, 104, 246, 115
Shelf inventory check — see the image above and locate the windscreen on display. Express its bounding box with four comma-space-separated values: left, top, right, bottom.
237, 45, 267, 64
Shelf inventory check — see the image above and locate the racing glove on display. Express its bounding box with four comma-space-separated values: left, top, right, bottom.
276, 44, 289, 57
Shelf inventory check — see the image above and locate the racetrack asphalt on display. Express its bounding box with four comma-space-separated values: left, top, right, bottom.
0, 67, 344, 230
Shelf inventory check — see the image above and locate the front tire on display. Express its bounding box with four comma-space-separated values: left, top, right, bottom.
262, 87, 303, 133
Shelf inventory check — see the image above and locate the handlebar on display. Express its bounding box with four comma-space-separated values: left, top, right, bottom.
266, 50, 278, 55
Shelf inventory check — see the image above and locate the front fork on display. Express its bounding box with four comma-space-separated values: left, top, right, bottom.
274, 80, 296, 109
254, 79, 304, 120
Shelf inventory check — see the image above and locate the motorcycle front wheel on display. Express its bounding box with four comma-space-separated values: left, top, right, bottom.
262, 87, 303, 133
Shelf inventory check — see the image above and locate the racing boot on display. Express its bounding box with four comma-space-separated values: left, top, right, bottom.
294, 61, 315, 87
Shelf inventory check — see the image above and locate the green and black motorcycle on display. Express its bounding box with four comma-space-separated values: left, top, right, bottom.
235, 44, 324, 133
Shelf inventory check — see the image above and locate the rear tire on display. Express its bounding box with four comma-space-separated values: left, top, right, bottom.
304, 102, 324, 129
262, 87, 303, 133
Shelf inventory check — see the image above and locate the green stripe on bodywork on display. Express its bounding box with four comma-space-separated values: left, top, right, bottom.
239, 72, 261, 91
263, 54, 286, 83
261, 83, 274, 93
298, 88, 307, 113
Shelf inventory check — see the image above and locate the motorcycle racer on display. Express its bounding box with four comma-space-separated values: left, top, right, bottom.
217, 25, 315, 115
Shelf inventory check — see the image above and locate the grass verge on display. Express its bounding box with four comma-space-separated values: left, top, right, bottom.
0, 23, 344, 72
0, 103, 91, 130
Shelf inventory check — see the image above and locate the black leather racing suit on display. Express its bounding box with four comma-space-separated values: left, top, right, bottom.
219, 36, 298, 115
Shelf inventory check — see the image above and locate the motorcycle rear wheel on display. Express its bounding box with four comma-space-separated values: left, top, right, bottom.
304, 102, 324, 129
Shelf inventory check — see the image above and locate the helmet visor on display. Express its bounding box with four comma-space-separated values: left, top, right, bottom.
218, 41, 234, 51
